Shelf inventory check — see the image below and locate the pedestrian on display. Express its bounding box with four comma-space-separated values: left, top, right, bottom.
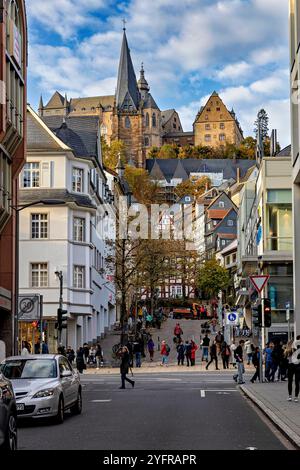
42, 341, 49, 354
83, 343, 90, 362
34, 341, 40, 355
206, 341, 219, 370
270, 340, 283, 382
250, 347, 260, 383
230, 341, 237, 368
215, 330, 224, 355
264, 342, 274, 382
211, 318, 217, 333
233, 340, 245, 384
201, 334, 210, 362
119, 346, 135, 389
184, 340, 192, 367
133, 338, 142, 368
160, 340, 170, 366
190, 340, 198, 367
57, 344, 66, 357
21, 341, 30, 356
89, 346, 96, 365
221, 341, 230, 369
279, 343, 289, 381
177, 340, 185, 366
95, 343, 104, 369
147, 336, 155, 361
286, 339, 300, 402
66, 346, 75, 365
174, 323, 183, 339
244, 339, 253, 365
146, 313, 153, 328
76, 347, 85, 374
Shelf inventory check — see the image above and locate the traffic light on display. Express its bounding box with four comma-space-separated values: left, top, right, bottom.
252, 306, 262, 328
264, 298, 272, 328
57, 309, 68, 331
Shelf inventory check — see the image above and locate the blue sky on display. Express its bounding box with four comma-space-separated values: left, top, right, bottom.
27, 0, 290, 146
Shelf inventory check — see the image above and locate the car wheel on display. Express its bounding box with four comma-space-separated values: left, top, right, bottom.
54, 396, 64, 425
0, 414, 18, 451
71, 389, 82, 415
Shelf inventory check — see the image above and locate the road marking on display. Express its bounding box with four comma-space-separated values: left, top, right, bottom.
246, 447, 258, 450
200, 390, 206, 398
203, 389, 238, 392
91, 399, 112, 403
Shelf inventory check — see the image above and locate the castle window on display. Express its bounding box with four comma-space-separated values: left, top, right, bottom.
144, 137, 150, 147
146, 113, 150, 127
220, 123, 225, 129
205, 135, 211, 142
125, 116, 131, 128
205, 124, 211, 130
152, 113, 157, 127
205, 115, 209, 121
81, 108, 86, 111
91, 107, 95, 111
173, 123, 176, 129
219, 134, 226, 141
207, 108, 211, 112
216, 107, 221, 111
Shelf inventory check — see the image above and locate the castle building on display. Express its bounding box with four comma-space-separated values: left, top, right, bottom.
193, 91, 244, 148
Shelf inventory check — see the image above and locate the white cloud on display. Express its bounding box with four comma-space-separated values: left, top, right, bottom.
216, 62, 253, 81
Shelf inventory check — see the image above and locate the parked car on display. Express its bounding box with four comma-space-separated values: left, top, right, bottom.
173, 308, 193, 320
0, 372, 17, 450
0, 355, 82, 424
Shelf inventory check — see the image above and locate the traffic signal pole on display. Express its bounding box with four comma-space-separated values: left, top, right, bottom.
260, 293, 265, 383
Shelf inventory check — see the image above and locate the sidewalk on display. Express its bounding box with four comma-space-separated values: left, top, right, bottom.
84, 363, 255, 374
240, 382, 300, 448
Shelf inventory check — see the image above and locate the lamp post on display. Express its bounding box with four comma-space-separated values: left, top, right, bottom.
12, 199, 65, 355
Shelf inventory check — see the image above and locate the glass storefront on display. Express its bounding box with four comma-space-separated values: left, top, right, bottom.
266, 190, 292, 251
18, 320, 57, 354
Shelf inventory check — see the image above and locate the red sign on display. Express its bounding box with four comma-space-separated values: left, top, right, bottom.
249, 275, 270, 293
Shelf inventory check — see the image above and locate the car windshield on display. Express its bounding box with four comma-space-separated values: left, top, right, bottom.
0, 359, 57, 379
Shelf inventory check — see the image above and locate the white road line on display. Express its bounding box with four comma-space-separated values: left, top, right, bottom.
200, 390, 206, 398
91, 399, 112, 403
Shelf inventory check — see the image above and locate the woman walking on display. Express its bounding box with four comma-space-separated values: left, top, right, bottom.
190, 340, 198, 367
160, 340, 170, 366
76, 347, 85, 374
221, 341, 230, 369
286, 339, 300, 402
206, 341, 219, 370
119, 346, 135, 389
147, 336, 155, 362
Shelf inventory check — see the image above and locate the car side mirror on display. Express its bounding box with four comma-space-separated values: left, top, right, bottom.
60, 370, 72, 378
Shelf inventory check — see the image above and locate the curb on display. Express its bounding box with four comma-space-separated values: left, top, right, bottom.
240, 385, 300, 449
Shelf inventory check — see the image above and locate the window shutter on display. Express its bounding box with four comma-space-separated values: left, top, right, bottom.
41, 162, 50, 187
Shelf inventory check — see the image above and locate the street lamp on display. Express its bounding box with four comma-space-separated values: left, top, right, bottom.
12, 199, 66, 355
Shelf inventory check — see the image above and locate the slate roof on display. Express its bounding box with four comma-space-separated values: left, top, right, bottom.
116, 31, 140, 110
69, 96, 115, 112
164, 131, 194, 138
42, 115, 99, 158
276, 145, 291, 157
146, 158, 256, 183
143, 93, 159, 110
162, 109, 175, 126
172, 160, 189, 180
19, 189, 96, 210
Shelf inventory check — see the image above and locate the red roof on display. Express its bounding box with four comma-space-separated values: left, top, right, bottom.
207, 209, 230, 220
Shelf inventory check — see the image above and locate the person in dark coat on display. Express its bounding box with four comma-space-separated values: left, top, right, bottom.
177, 341, 185, 366
206, 341, 219, 370
250, 347, 260, 383
119, 346, 135, 389
67, 346, 75, 365
76, 347, 85, 374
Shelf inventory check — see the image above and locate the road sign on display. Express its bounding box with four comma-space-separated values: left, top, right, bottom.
18, 295, 40, 321
249, 275, 270, 293
226, 312, 238, 325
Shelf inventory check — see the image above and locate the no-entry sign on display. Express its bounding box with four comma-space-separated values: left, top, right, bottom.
249, 275, 270, 293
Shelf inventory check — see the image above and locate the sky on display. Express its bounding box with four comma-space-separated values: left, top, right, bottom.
27, 0, 290, 147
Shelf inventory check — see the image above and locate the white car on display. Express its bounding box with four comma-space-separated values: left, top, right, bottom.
0, 355, 82, 424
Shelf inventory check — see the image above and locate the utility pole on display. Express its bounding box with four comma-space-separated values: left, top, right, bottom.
55, 271, 64, 349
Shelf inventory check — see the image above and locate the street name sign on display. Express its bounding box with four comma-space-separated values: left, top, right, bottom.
249, 275, 270, 293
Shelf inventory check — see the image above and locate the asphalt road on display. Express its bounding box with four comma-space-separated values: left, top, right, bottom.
18, 372, 289, 450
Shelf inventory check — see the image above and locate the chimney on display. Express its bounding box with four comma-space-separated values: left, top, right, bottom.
270, 129, 277, 156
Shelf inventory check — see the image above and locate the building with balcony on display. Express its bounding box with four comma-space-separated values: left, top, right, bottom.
0, 0, 27, 358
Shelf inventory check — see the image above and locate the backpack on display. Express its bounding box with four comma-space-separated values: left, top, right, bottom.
166, 344, 171, 355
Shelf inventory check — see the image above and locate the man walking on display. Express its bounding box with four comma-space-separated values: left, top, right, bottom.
177, 340, 185, 366
206, 341, 219, 370
119, 346, 135, 389
233, 340, 245, 384
184, 340, 192, 367
250, 347, 260, 383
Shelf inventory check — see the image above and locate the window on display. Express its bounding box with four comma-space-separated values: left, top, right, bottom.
125, 116, 131, 128
0, 153, 12, 217
220, 123, 225, 129
145, 113, 149, 127
73, 217, 85, 242
205, 135, 211, 142
31, 263, 48, 287
232, 253, 237, 263
31, 214, 48, 239
219, 201, 225, 208
144, 137, 150, 147
22, 163, 40, 188
205, 124, 211, 130
221, 240, 226, 246
227, 219, 234, 226
216, 107, 221, 111
267, 189, 292, 251
72, 168, 84, 193
207, 108, 211, 112
219, 134, 226, 141
152, 113, 157, 127
205, 115, 209, 120
74, 266, 85, 288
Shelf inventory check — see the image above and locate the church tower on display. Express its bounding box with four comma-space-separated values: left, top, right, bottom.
112, 27, 144, 167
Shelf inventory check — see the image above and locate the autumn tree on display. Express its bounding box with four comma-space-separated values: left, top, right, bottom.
175, 176, 211, 199
157, 144, 179, 159
124, 166, 159, 204
197, 259, 231, 299
102, 139, 126, 171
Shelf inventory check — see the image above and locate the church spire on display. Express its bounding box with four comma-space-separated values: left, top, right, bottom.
38, 94, 44, 116
138, 63, 150, 100
116, 28, 140, 111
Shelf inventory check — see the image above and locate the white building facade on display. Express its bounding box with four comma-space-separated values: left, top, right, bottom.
18, 106, 116, 353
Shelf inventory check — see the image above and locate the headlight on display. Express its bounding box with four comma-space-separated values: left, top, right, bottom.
32, 389, 55, 399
